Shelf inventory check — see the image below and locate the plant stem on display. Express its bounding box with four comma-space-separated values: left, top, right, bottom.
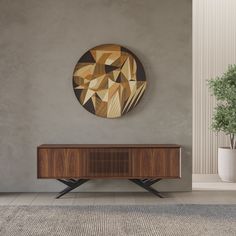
234, 135, 236, 149
229, 133, 234, 149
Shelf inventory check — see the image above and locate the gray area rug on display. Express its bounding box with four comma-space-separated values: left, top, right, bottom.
0, 205, 236, 236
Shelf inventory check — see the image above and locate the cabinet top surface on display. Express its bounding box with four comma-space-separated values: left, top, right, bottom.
38, 144, 181, 148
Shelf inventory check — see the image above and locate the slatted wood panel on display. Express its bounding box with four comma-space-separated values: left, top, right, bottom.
193, 0, 235, 173
85, 149, 131, 177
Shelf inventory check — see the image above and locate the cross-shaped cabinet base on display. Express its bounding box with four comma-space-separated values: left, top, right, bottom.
56, 179, 164, 199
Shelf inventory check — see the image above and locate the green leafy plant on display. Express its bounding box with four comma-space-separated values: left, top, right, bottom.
208, 64, 236, 149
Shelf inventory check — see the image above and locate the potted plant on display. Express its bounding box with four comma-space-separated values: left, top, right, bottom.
208, 64, 236, 182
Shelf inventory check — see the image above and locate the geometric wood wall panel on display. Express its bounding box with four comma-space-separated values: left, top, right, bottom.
72, 44, 146, 118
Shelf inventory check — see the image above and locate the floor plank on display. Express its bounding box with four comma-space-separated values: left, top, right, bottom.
9, 193, 37, 206
1, 191, 236, 206
31, 193, 55, 206
193, 174, 236, 190
0, 193, 19, 205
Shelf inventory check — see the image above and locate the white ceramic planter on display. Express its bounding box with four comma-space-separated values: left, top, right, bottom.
218, 147, 236, 182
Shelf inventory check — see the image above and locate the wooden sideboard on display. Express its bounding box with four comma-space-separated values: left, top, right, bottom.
37, 144, 181, 198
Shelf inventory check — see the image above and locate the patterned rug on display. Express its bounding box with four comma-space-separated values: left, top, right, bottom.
0, 205, 236, 236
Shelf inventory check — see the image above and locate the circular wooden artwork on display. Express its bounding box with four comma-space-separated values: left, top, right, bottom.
72, 44, 146, 118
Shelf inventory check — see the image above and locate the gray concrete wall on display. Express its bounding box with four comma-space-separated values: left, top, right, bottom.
0, 0, 192, 192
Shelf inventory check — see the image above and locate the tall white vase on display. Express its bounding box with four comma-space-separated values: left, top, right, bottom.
218, 147, 236, 182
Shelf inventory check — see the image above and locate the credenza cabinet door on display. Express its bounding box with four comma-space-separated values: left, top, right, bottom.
83, 149, 131, 177
131, 148, 180, 178
38, 149, 85, 178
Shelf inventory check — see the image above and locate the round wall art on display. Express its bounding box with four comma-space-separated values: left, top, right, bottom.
72, 44, 146, 118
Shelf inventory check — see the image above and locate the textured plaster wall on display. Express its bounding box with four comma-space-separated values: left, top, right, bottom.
0, 0, 192, 192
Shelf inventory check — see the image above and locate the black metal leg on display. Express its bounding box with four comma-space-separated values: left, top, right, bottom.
129, 179, 164, 198
56, 179, 89, 199
56, 178, 163, 199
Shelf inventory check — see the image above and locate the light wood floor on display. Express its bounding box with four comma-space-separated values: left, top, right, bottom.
0, 191, 236, 206
193, 174, 236, 190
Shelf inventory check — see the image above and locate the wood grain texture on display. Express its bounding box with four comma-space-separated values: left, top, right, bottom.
37, 145, 181, 179
132, 148, 180, 178
38, 149, 86, 178
84, 149, 132, 177
72, 44, 147, 118
38, 144, 181, 148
